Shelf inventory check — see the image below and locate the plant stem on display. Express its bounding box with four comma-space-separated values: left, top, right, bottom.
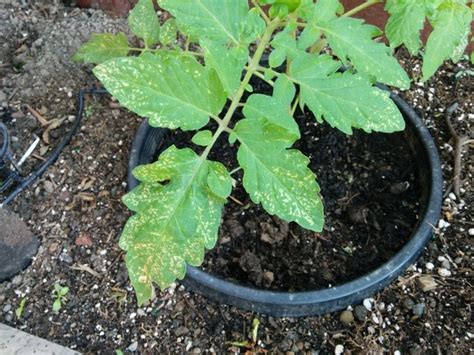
200, 19, 281, 161
342, 0, 382, 17
251, 0, 271, 25
247, 67, 275, 86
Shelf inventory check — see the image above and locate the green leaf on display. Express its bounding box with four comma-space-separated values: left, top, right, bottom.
269, 47, 287, 68
52, 299, 61, 312
271, 30, 305, 62
302, 0, 340, 22
160, 19, 178, 45
207, 161, 233, 199
385, 0, 426, 55
241, 8, 266, 43
422, 1, 472, 81
201, 39, 248, 96
121, 146, 230, 304
93, 53, 226, 131
128, 0, 160, 47
273, 75, 296, 106
158, 0, 249, 44
192, 130, 213, 146
320, 17, 410, 89
234, 118, 324, 232
15, 298, 26, 319
58, 287, 69, 296
298, 25, 321, 50
72, 33, 129, 64
243, 80, 300, 143
290, 54, 405, 134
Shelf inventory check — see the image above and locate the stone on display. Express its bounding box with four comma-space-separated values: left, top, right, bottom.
335, 344, 344, 355
175, 326, 189, 337
0, 208, 39, 282
437, 268, 452, 277
412, 303, 425, 316
340, 310, 354, 325
127, 341, 138, 352
403, 298, 415, 309
354, 305, 368, 321
417, 276, 437, 292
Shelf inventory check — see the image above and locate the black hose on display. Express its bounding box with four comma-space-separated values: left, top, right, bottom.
0, 123, 8, 159
0, 87, 107, 206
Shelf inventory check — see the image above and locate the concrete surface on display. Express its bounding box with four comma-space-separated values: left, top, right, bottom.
0, 323, 80, 355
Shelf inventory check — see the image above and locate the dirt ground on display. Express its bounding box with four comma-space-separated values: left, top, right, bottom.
0, 1, 473, 354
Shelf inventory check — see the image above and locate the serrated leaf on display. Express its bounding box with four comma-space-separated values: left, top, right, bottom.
320, 17, 410, 89
201, 39, 248, 96
93, 53, 226, 131
243, 86, 299, 143
422, 1, 472, 81
128, 0, 160, 47
290, 54, 405, 134
160, 19, 178, 45
302, 0, 340, 22
72, 33, 129, 64
158, 0, 249, 44
241, 9, 266, 43
385, 0, 426, 55
234, 118, 324, 232
271, 30, 306, 63
121, 146, 230, 304
192, 130, 213, 146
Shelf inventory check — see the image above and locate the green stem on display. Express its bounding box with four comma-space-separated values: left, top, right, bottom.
200, 19, 281, 161
251, 0, 271, 25
246, 67, 275, 86
342, 0, 383, 17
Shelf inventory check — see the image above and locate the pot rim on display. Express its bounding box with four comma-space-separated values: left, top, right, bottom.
127, 92, 442, 317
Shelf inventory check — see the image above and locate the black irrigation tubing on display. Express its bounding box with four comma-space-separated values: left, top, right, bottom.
0, 87, 108, 207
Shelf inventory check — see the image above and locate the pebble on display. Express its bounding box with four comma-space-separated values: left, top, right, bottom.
127, 341, 138, 352
441, 260, 450, 270
175, 326, 189, 337
339, 310, 354, 325
354, 305, 368, 321
362, 298, 373, 311
417, 276, 437, 292
412, 303, 425, 316
11, 275, 23, 286
468, 228, 474, 236
3, 304, 12, 313
448, 192, 456, 200
425, 262, 434, 270
437, 268, 452, 277
403, 298, 415, 310
59, 252, 73, 264
334, 344, 344, 355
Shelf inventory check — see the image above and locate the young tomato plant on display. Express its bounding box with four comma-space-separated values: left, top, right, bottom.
74, 0, 473, 304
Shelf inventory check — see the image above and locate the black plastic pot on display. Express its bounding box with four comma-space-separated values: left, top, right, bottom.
127, 93, 442, 317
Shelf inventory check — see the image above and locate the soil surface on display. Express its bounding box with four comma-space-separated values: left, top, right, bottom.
1, 1, 473, 354
163, 96, 421, 291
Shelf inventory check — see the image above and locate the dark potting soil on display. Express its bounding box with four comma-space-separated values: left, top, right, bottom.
158, 86, 421, 292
